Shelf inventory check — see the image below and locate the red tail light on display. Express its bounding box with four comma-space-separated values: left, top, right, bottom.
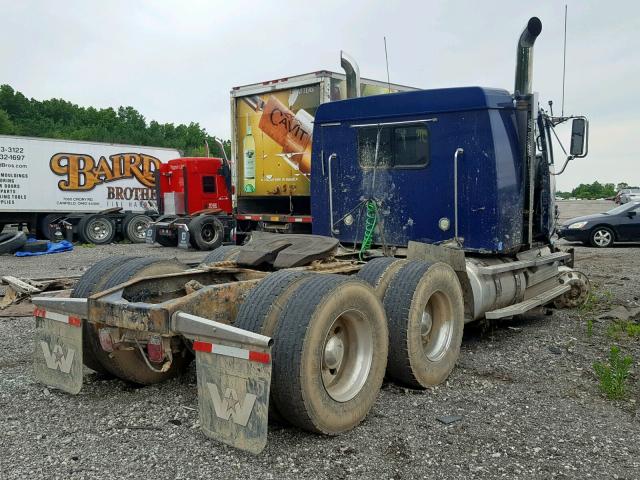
147, 335, 164, 363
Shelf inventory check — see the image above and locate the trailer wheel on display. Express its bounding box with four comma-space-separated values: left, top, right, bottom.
357, 257, 408, 299
0, 231, 27, 254
271, 275, 388, 434
202, 245, 241, 264
383, 261, 464, 388
78, 214, 116, 244
72, 256, 140, 374
39, 213, 65, 240
122, 214, 153, 243
93, 257, 192, 385
188, 215, 224, 250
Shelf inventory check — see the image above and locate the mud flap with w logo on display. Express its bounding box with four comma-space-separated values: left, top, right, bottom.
33, 312, 83, 395
194, 339, 271, 454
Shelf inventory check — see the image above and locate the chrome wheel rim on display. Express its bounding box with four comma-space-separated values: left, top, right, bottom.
421, 291, 454, 362
130, 217, 149, 240
593, 229, 611, 247
321, 309, 373, 402
88, 218, 112, 242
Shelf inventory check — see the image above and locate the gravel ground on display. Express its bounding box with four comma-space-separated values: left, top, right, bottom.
1, 202, 639, 479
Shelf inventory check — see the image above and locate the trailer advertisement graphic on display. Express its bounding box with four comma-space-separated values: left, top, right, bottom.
235, 79, 405, 198
50, 152, 160, 190
0, 135, 180, 213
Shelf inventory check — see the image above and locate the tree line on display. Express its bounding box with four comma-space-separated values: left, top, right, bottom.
0, 84, 230, 158
556, 181, 637, 200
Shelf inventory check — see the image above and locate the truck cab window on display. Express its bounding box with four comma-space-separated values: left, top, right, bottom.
358, 127, 392, 168
202, 176, 216, 193
358, 123, 429, 168
394, 126, 429, 167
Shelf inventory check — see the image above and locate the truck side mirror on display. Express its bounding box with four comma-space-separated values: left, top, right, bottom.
570, 118, 588, 157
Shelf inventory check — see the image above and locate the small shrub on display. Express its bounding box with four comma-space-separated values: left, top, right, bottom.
593, 346, 633, 399
586, 318, 593, 337
607, 320, 640, 339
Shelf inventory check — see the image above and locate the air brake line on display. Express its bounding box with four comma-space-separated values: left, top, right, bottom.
358, 200, 378, 261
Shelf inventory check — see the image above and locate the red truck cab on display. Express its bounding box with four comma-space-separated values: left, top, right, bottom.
147, 157, 235, 250
156, 157, 232, 215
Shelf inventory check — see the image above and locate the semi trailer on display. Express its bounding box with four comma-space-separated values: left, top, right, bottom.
0, 135, 180, 243
31, 17, 590, 454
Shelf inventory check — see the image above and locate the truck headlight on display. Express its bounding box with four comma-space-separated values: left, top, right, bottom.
567, 221, 588, 229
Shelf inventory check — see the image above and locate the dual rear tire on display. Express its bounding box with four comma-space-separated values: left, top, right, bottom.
234, 259, 464, 434
72, 256, 192, 384
235, 272, 389, 434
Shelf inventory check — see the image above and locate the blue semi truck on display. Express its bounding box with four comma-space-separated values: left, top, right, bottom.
31, 17, 589, 453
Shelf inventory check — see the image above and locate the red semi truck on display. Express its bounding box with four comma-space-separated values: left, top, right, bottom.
145, 156, 235, 250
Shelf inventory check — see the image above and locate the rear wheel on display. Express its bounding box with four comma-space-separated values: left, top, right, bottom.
122, 214, 153, 243
357, 257, 407, 299
202, 245, 241, 264
383, 261, 464, 388
39, 213, 65, 240
71, 256, 140, 374
156, 232, 179, 247
589, 226, 614, 248
188, 215, 224, 250
88, 257, 192, 385
78, 214, 115, 244
271, 275, 388, 434
234, 270, 316, 423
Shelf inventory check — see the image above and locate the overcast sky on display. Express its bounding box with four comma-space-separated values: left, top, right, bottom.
1, 0, 637, 190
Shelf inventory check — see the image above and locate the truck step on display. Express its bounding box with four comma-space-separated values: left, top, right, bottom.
485, 284, 571, 319
476, 252, 571, 275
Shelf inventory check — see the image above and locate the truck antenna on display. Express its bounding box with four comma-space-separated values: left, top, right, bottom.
561, 4, 568, 117
384, 36, 391, 93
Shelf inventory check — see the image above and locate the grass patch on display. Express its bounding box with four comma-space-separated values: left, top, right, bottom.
593, 346, 633, 400
578, 289, 613, 337
607, 320, 640, 339
586, 318, 593, 337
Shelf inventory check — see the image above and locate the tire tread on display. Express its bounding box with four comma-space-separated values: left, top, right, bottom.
383, 261, 433, 387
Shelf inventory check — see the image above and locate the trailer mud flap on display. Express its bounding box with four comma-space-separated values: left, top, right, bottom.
33, 308, 83, 395
145, 226, 155, 244
172, 312, 273, 454
193, 339, 271, 454
178, 224, 190, 249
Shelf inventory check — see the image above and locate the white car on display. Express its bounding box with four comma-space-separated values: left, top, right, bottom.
620, 188, 640, 204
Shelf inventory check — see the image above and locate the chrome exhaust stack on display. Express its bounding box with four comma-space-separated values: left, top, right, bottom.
514, 17, 542, 96
340, 51, 361, 99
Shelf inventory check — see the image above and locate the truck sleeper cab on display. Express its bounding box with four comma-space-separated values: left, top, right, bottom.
311, 86, 528, 253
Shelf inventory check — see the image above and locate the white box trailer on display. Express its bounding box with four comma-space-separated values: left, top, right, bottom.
0, 135, 180, 243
